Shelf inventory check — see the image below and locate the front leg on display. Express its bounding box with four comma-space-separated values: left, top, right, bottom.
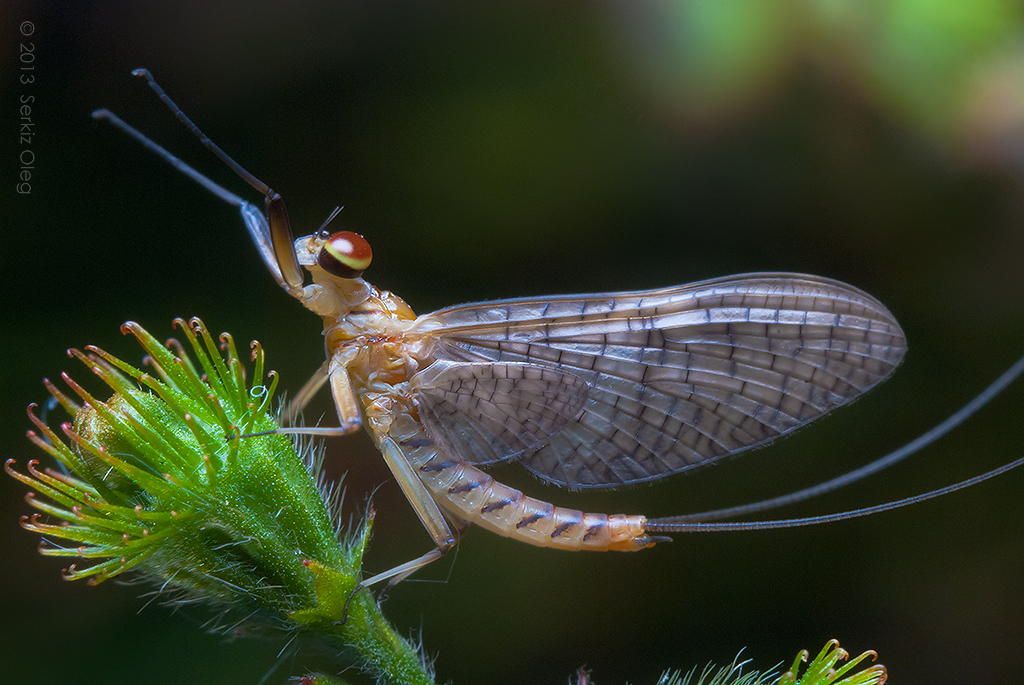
274, 361, 363, 437
328, 359, 363, 434
244, 354, 363, 439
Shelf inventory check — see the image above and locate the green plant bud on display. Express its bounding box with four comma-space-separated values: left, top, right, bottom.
7, 318, 434, 685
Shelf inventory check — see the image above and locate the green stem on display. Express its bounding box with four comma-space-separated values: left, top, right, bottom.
325, 590, 434, 685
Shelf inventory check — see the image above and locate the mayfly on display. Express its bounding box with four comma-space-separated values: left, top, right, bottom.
92, 69, 1024, 587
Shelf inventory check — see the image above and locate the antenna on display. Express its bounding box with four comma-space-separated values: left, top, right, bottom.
316, 205, 345, 236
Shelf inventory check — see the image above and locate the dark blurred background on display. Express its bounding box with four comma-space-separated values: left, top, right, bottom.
2, 2, 1023, 683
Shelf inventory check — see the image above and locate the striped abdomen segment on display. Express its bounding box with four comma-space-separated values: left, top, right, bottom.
389, 422, 653, 552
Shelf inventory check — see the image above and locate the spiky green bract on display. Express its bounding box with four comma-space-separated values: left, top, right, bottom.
776, 640, 886, 685
654, 653, 775, 685
293, 675, 351, 685
7, 318, 433, 685
654, 640, 885, 685
570, 640, 886, 685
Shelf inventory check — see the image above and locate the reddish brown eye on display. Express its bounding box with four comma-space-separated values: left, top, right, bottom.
317, 231, 373, 278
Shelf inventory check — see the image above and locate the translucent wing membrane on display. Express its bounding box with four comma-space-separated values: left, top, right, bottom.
411, 361, 589, 466
413, 273, 907, 488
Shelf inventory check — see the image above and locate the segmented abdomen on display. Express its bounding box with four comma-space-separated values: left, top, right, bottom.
385, 413, 653, 552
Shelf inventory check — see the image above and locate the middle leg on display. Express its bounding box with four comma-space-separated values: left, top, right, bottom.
281, 359, 330, 426
360, 436, 458, 588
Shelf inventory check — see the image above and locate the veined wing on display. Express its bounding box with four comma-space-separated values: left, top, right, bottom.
409, 361, 588, 466
409, 273, 907, 489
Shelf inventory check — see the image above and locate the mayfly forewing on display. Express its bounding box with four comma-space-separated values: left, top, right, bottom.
413, 273, 907, 489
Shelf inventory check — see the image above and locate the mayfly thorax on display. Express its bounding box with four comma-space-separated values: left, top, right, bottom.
91, 69, 1024, 588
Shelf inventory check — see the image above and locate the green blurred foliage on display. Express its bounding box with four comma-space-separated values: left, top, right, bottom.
624, 0, 1024, 158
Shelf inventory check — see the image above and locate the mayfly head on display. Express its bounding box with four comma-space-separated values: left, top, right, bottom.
298, 230, 374, 280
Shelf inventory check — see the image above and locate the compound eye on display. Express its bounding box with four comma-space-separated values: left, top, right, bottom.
317, 231, 373, 278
